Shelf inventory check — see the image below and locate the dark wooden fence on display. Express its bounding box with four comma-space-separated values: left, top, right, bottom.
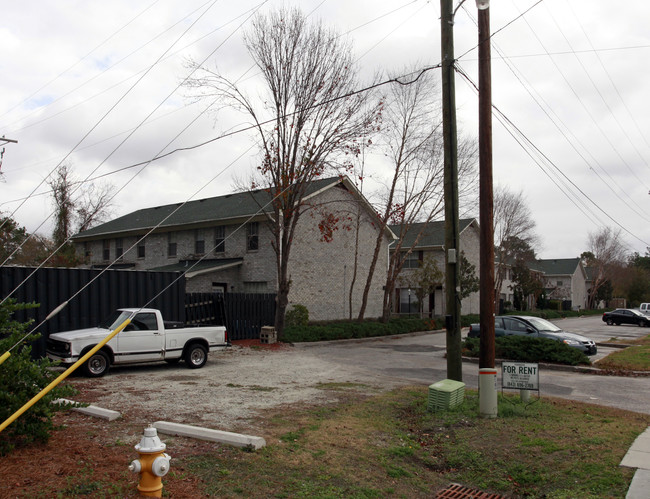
0, 266, 277, 356
0, 266, 185, 357
185, 292, 276, 340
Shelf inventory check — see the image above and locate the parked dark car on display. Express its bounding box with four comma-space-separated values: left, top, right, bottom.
602, 308, 650, 327
467, 315, 597, 355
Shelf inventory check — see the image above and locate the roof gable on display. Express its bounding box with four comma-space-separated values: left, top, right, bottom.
388, 218, 478, 249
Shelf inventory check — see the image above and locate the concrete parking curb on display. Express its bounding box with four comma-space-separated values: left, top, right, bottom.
153, 421, 266, 449
54, 398, 121, 421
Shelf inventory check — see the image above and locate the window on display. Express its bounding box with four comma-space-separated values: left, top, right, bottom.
399, 288, 419, 314
137, 238, 146, 259
556, 280, 563, 287
84, 242, 91, 258
195, 230, 205, 255
402, 251, 421, 269
503, 318, 529, 333
214, 226, 225, 254
167, 233, 177, 258
102, 240, 110, 261
131, 313, 158, 331
247, 222, 259, 251
116, 238, 123, 259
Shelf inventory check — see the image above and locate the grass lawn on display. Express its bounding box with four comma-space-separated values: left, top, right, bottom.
597, 333, 650, 371
181, 386, 648, 498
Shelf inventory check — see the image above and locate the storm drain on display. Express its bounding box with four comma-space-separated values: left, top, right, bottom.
435, 483, 506, 498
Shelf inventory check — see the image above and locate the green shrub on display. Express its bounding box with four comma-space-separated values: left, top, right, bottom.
462, 336, 590, 366
0, 299, 78, 455
283, 317, 439, 343
285, 304, 309, 327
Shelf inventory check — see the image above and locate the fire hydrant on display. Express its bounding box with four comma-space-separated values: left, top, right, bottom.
128, 426, 171, 497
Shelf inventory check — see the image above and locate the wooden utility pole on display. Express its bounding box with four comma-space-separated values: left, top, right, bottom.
477, 1, 497, 417
440, 0, 462, 381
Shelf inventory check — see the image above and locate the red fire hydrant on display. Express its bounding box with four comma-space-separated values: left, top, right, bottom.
128, 426, 171, 497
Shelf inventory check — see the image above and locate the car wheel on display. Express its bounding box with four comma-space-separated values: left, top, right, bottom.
640, 320, 646, 327
606, 318, 613, 325
83, 350, 110, 377
184, 343, 208, 369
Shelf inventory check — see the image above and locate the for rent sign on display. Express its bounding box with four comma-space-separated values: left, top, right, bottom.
502, 362, 539, 390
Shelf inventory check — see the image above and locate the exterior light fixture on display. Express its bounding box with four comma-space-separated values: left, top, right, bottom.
476, 0, 490, 9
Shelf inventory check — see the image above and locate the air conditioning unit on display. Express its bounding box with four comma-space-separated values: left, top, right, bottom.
427, 379, 465, 411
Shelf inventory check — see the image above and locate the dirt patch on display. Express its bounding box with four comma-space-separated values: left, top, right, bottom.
0, 340, 393, 497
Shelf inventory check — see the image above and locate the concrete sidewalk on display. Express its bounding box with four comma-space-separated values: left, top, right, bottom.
621, 427, 650, 499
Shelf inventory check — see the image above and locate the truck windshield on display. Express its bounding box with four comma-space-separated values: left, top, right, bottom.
98, 311, 132, 330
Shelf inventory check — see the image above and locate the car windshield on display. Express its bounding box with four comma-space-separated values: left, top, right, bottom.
629, 309, 643, 317
522, 317, 562, 332
98, 310, 132, 330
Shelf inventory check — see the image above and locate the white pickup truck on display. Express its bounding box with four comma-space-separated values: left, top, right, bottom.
46, 308, 229, 377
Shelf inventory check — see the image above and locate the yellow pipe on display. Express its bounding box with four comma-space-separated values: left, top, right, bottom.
0, 351, 10, 366
0, 318, 131, 434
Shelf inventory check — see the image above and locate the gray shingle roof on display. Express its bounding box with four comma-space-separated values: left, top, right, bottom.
532, 258, 581, 276
388, 219, 477, 248
72, 176, 344, 240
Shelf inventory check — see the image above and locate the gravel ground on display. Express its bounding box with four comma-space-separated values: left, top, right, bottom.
68, 341, 395, 435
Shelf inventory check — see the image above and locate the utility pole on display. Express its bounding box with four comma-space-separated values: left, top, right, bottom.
476, 0, 497, 418
440, 0, 462, 382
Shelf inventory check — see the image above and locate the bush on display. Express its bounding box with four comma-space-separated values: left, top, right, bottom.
0, 299, 77, 455
462, 336, 590, 366
283, 317, 440, 343
285, 304, 309, 327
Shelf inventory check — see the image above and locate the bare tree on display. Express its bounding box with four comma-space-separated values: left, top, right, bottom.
47, 164, 114, 263
493, 186, 538, 309
356, 68, 477, 321
584, 227, 627, 308
185, 8, 379, 334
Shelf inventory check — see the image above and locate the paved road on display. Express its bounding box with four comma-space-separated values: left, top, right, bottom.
297, 315, 650, 415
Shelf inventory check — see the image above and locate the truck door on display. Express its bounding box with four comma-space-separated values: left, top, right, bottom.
115, 312, 164, 363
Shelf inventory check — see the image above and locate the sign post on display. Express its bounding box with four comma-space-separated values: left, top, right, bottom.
501, 362, 540, 403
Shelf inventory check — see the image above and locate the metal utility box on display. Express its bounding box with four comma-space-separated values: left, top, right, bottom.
260, 326, 277, 344
428, 379, 465, 411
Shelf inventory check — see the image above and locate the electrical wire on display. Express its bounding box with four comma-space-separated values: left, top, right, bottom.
455, 64, 650, 250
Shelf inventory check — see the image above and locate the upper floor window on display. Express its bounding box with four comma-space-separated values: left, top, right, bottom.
214, 226, 225, 254
195, 229, 205, 255
102, 240, 110, 261
167, 233, 177, 258
402, 251, 421, 269
556, 280, 563, 287
137, 238, 146, 259
247, 222, 259, 251
115, 238, 124, 259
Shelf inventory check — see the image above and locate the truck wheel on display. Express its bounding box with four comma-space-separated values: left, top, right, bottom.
83, 350, 110, 377
185, 344, 208, 369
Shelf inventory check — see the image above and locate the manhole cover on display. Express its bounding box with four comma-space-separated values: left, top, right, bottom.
435, 483, 506, 498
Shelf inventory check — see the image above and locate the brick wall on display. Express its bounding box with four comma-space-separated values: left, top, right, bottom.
287, 184, 390, 321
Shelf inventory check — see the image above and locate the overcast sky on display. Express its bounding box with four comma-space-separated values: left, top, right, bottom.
1, 0, 649, 260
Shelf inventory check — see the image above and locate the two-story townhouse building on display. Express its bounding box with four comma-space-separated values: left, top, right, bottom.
71, 176, 394, 321
532, 257, 588, 310
388, 218, 481, 317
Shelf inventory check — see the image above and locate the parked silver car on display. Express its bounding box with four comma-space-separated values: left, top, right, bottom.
468, 315, 597, 355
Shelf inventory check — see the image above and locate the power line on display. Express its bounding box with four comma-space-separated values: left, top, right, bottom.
455, 65, 650, 249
